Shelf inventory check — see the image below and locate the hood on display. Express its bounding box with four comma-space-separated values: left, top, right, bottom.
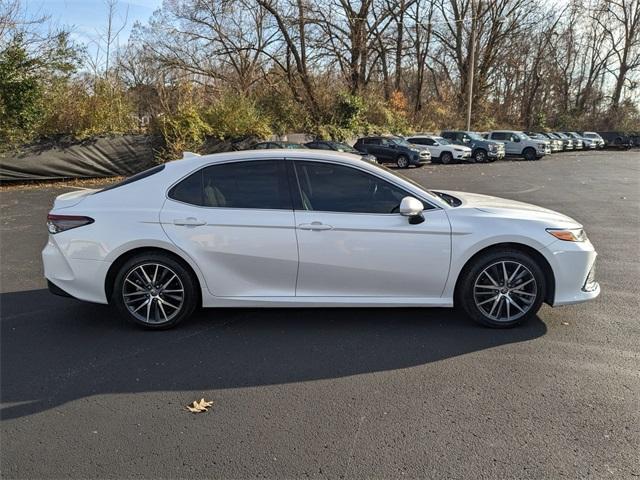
453, 145, 472, 152
437, 190, 581, 227
53, 188, 97, 210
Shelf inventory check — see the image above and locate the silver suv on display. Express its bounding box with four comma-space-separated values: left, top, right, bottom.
486, 131, 548, 160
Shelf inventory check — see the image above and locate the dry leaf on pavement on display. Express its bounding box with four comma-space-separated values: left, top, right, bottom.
186, 398, 214, 413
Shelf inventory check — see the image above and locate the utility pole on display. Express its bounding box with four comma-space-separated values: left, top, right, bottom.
465, 0, 476, 131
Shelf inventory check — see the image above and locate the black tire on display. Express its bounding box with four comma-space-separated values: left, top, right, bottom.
523, 147, 537, 161
457, 249, 546, 328
473, 149, 488, 163
112, 252, 198, 330
441, 152, 454, 164
396, 155, 410, 169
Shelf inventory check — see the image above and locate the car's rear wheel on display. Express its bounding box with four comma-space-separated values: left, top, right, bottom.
441, 152, 453, 164
112, 253, 198, 329
396, 155, 410, 169
523, 147, 537, 161
458, 249, 546, 328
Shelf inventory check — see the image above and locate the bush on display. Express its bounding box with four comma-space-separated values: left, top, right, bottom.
204, 94, 272, 140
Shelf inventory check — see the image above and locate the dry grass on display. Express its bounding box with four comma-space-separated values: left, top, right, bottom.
0, 176, 124, 192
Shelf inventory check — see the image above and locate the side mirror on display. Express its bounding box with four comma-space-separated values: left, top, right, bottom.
399, 197, 425, 224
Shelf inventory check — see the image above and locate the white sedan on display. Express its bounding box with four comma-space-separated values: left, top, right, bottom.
43, 150, 599, 329
405, 135, 472, 164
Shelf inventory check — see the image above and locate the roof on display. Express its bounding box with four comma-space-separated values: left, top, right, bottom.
168, 149, 366, 169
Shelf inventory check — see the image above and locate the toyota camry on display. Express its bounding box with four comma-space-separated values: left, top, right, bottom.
43, 150, 600, 329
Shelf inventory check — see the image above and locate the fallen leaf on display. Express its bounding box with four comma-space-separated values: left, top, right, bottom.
561, 322, 569, 326
186, 398, 214, 413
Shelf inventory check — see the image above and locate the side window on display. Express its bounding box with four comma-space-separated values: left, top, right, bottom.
168, 170, 204, 206
492, 132, 506, 140
294, 161, 417, 214
408, 137, 422, 145
253, 143, 266, 149
315, 143, 332, 150
201, 160, 291, 209
423, 138, 434, 146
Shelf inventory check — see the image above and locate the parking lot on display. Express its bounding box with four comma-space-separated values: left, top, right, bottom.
1, 150, 639, 478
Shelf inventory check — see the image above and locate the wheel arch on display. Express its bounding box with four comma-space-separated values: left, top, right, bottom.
104, 246, 204, 306
453, 242, 555, 306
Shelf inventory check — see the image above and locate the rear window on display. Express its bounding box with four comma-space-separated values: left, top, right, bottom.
95, 164, 165, 194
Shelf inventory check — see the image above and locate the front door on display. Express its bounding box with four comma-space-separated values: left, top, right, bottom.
160, 159, 298, 297
291, 160, 451, 298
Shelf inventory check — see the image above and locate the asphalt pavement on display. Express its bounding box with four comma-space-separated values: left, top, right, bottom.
1, 150, 639, 479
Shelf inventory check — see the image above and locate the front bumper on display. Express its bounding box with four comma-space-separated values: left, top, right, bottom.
454, 151, 471, 160
544, 239, 600, 306
488, 150, 505, 159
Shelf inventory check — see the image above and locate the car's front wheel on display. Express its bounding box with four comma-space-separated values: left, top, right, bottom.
458, 249, 546, 328
473, 149, 487, 163
523, 147, 537, 161
441, 152, 454, 164
112, 253, 198, 329
396, 155, 410, 169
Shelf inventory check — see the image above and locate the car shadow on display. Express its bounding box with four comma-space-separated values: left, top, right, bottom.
0, 289, 547, 420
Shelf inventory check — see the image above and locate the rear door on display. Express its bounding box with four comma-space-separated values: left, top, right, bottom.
160, 159, 299, 297
291, 160, 451, 298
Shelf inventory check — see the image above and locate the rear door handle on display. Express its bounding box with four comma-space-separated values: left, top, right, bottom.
298, 222, 333, 231
173, 217, 206, 226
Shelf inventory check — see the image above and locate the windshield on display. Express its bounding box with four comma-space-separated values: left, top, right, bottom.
518, 132, 530, 140
390, 137, 412, 147
433, 136, 451, 145
332, 142, 358, 153
467, 132, 484, 141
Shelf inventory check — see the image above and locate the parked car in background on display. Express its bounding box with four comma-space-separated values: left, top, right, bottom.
252, 141, 307, 149
440, 130, 505, 162
405, 135, 472, 164
597, 131, 633, 149
555, 132, 582, 150
353, 136, 430, 168
552, 132, 574, 151
43, 149, 600, 329
525, 132, 562, 153
305, 140, 378, 163
524, 132, 562, 153
580, 132, 605, 149
566, 132, 596, 150
485, 131, 548, 160
560, 132, 586, 150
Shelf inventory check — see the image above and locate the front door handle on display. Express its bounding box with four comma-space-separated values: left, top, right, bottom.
298, 221, 333, 231
173, 217, 206, 226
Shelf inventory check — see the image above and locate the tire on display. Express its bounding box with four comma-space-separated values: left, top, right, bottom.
396, 155, 410, 169
523, 147, 537, 161
473, 149, 488, 163
457, 249, 546, 328
441, 152, 454, 164
112, 252, 198, 330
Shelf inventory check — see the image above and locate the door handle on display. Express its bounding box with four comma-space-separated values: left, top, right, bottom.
298, 222, 333, 231
173, 217, 206, 226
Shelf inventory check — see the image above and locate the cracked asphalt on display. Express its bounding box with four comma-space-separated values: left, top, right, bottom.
1, 149, 639, 479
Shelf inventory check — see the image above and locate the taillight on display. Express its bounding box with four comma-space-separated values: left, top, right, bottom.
46, 214, 94, 234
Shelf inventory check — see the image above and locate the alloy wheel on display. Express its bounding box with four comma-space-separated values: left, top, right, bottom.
122, 263, 185, 324
473, 260, 537, 322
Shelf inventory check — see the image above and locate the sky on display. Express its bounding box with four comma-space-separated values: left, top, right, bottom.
23, 0, 162, 58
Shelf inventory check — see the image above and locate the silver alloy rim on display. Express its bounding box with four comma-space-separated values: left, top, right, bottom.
122, 263, 185, 324
476, 151, 486, 161
473, 261, 537, 322
398, 157, 409, 168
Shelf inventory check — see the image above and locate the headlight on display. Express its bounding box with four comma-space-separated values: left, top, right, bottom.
488, 144, 497, 151
546, 228, 588, 242
538, 143, 546, 148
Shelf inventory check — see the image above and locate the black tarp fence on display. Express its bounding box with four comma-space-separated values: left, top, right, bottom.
0, 135, 162, 181
0, 134, 272, 182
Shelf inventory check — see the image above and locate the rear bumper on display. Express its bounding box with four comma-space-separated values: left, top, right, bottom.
42, 236, 110, 304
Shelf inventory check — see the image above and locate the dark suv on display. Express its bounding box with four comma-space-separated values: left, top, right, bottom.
440, 130, 505, 162
353, 136, 429, 168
